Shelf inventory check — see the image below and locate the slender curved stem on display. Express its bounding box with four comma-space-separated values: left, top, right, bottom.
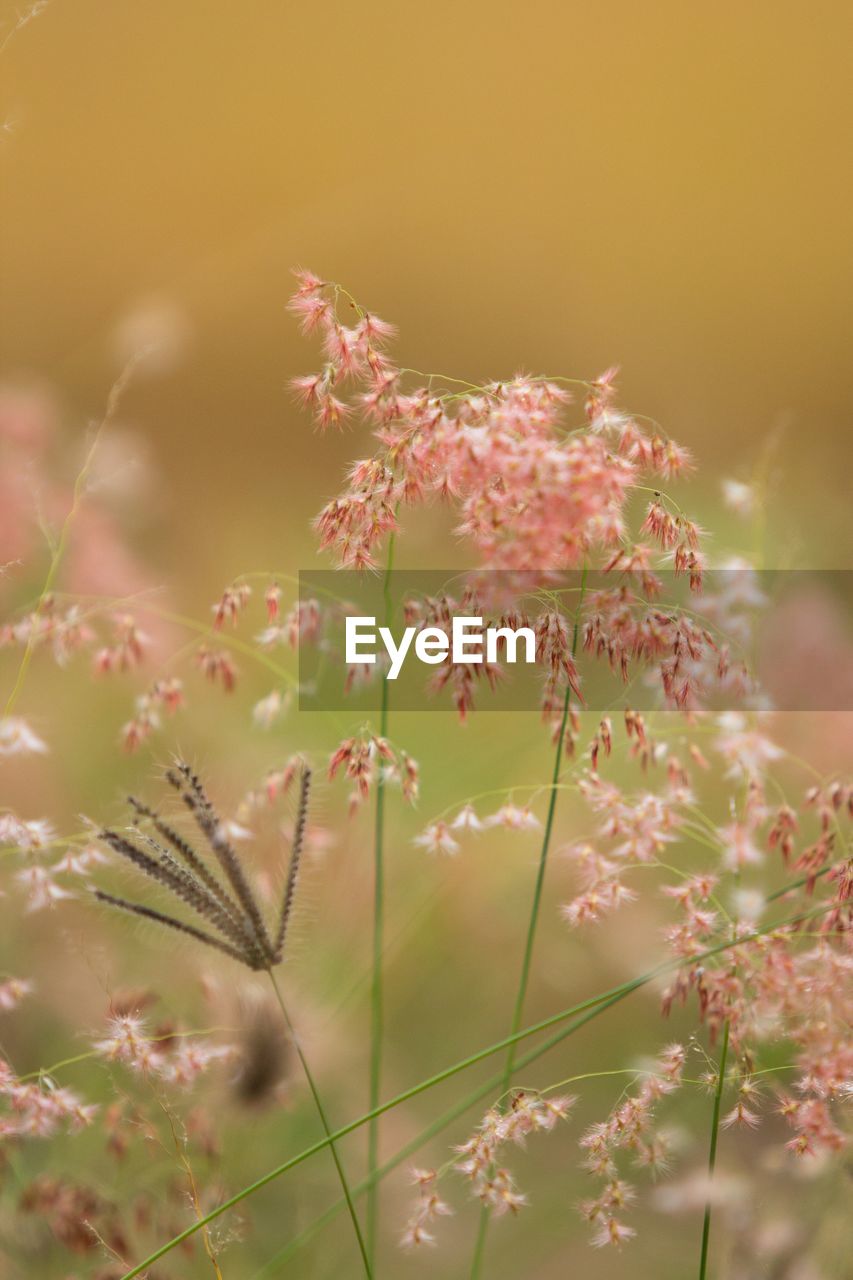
699, 1019, 730, 1279
367, 529, 396, 1268
267, 971, 372, 1279
257, 865, 829, 1274
470, 565, 587, 1278
250, 982, 636, 1277
4, 353, 145, 718
119, 902, 833, 1280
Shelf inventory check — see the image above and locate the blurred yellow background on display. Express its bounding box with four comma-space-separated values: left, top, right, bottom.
1, 0, 851, 587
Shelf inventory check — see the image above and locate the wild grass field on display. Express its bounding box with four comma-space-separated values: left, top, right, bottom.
1, 5, 851, 1278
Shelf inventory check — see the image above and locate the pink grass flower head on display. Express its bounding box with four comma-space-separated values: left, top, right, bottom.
413, 821, 460, 857
0, 978, 34, 1012
0, 717, 48, 755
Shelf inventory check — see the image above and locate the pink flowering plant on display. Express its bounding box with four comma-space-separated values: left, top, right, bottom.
0, 272, 849, 1279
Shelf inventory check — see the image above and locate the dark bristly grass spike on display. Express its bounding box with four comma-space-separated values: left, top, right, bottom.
97, 825, 266, 969
93, 888, 250, 965
135, 828, 262, 958
127, 793, 252, 936
94, 759, 312, 972
274, 766, 309, 959
94, 762, 374, 1278
165, 760, 277, 963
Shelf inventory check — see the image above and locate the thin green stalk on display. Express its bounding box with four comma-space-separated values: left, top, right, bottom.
123, 973, 648, 1280
470, 565, 587, 1278
368, 529, 396, 1267
698, 1019, 730, 1280
503, 685, 572, 1080
119, 902, 833, 1280
267, 971, 372, 1279
251, 984, 635, 1276
4, 353, 145, 718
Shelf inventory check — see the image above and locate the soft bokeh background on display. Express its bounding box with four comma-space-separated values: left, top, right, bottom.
1, 3, 851, 1278
3, 0, 852, 577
